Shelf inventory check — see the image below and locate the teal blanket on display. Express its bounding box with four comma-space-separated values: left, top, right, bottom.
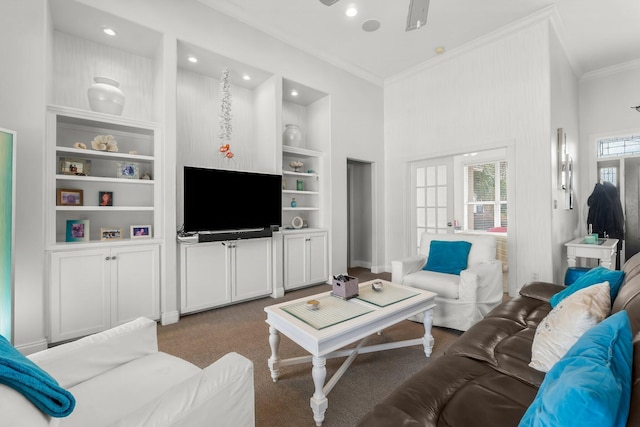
0, 335, 75, 417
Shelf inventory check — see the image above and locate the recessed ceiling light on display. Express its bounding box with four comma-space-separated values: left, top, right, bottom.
187, 56, 198, 63
102, 27, 117, 36
291, 90, 298, 97
435, 46, 445, 55
362, 19, 381, 32
242, 74, 251, 81
346, 7, 358, 17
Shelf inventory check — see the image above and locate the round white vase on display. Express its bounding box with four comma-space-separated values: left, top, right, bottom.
282, 124, 302, 147
87, 76, 125, 115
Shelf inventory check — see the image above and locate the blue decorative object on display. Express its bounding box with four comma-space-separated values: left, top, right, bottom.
423, 240, 472, 275
550, 266, 625, 308
564, 266, 591, 286
290, 198, 297, 208
0, 334, 75, 417
518, 311, 632, 427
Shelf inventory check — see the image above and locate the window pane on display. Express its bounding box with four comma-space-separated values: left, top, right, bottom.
416, 188, 425, 207
437, 186, 447, 207
416, 167, 425, 186
600, 167, 617, 187
473, 204, 494, 231
417, 228, 425, 248
426, 187, 436, 207
500, 203, 508, 228
426, 208, 436, 227
473, 163, 495, 202
437, 208, 447, 228
500, 161, 507, 201
437, 165, 447, 185
417, 208, 425, 227
426, 167, 436, 186
598, 135, 640, 158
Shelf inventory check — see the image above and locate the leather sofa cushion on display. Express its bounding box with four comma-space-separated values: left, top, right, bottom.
629, 333, 640, 427
64, 352, 200, 427
357, 355, 537, 427
402, 270, 460, 299
446, 294, 551, 387
613, 275, 640, 335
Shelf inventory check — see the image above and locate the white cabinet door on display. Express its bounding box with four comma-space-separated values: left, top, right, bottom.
180, 242, 231, 314
307, 232, 328, 285
284, 231, 328, 290
111, 244, 160, 326
284, 234, 308, 290
49, 249, 111, 342
233, 238, 272, 301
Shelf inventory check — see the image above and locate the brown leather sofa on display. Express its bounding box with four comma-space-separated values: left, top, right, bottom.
358, 255, 640, 427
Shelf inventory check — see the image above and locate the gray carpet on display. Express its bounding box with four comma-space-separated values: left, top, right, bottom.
157, 268, 462, 427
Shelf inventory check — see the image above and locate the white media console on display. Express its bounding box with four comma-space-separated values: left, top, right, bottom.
178, 228, 328, 316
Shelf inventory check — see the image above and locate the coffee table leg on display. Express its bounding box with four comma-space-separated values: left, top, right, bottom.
422, 308, 435, 357
268, 326, 281, 382
310, 356, 328, 426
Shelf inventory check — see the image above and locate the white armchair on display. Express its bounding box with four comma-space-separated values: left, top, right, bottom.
392, 232, 503, 331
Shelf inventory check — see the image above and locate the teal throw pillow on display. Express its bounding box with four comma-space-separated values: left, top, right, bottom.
518, 310, 633, 427
550, 266, 625, 308
423, 240, 472, 275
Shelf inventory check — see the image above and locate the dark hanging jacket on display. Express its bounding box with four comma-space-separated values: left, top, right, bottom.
587, 181, 624, 242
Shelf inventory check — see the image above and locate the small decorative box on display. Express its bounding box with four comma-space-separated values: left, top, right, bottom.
331, 275, 359, 300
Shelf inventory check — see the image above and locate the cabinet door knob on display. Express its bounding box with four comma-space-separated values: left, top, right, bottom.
111, 256, 117, 260
105, 257, 110, 261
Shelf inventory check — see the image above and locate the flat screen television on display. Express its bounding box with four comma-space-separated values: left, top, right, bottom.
183, 166, 282, 233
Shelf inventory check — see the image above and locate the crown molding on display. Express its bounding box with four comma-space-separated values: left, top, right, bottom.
581, 58, 640, 82
385, 5, 558, 85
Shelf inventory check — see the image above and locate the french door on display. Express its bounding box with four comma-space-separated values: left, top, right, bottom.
410, 158, 454, 254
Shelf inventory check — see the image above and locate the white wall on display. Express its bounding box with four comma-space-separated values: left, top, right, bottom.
579, 61, 640, 221
1, 0, 384, 348
549, 27, 580, 283
384, 20, 553, 292
0, 0, 49, 351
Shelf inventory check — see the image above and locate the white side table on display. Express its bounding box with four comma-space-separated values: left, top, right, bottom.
565, 237, 619, 270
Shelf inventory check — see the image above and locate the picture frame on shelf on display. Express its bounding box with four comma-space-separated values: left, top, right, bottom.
57, 188, 83, 206
130, 225, 152, 239
116, 161, 139, 179
60, 157, 91, 176
65, 220, 89, 242
100, 227, 122, 241
98, 191, 113, 206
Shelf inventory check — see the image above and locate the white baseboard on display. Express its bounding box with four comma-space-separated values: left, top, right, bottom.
350, 260, 372, 269
16, 338, 49, 355
370, 264, 391, 274
161, 310, 180, 326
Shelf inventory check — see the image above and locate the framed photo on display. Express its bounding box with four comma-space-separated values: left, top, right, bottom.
117, 161, 139, 179
60, 157, 91, 176
100, 227, 122, 241
57, 188, 83, 206
66, 220, 89, 242
98, 191, 113, 206
130, 225, 152, 239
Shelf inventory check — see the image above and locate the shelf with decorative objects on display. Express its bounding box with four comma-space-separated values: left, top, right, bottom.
46, 105, 162, 247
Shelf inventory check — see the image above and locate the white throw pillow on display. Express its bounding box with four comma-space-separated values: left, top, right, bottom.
529, 281, 611, 372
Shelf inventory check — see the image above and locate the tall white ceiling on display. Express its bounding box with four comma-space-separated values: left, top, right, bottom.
198, 0, 640, 84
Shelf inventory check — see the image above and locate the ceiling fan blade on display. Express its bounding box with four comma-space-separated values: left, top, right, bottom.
406, 0, 430, 31
319, 0, 340, 5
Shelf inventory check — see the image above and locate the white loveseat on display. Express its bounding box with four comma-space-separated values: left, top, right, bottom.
1, 317, 255, 427
392, 232, 503, 331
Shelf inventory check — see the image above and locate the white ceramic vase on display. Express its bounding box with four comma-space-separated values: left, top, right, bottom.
282, 124, 302, 147
87, 76, 125, 115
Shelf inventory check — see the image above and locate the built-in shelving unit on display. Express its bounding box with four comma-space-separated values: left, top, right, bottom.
46, 105, 162, 246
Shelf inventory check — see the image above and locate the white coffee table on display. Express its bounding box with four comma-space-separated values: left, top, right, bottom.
264, 279, 437, 426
